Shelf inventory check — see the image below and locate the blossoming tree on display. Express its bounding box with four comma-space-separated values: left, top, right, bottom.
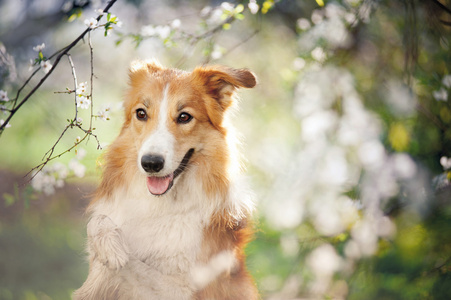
1, 0, 451, 299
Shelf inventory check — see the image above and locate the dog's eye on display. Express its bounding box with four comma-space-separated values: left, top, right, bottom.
136, 108, 147, 121
177, 112, 192, 124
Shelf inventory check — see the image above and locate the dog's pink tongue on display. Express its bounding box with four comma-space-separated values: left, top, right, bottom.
146, 175, 173, 195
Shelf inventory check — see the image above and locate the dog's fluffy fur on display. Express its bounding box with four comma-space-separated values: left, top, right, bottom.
73, 60, 258, 300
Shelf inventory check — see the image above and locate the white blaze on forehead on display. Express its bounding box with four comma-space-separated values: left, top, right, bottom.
138, 84, 175, 173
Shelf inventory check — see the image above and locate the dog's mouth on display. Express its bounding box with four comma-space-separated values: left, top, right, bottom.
146, 148, 194, 196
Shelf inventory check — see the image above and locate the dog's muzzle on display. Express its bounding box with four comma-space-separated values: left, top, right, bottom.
142, 149, 194, 196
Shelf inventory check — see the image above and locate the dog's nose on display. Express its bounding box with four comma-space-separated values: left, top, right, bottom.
141, 154, 165, 173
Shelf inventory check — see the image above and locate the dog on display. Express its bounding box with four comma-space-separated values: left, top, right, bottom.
73, 59, 258, 299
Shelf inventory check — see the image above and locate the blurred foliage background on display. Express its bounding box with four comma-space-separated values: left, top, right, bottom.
1, 0, 451, 299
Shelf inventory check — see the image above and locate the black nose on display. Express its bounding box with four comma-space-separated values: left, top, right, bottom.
141, 154, 165, 173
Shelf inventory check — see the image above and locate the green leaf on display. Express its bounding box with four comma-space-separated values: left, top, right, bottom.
68, 14, 78, 22
67, 8, 83, 22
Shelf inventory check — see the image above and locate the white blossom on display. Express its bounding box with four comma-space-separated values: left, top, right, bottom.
206, 8, 224, 25
28, 59, 35, 72
0, 119, 11, 128
84, 17, 98, 29
155, 25, 171, 39
97, 108, 110, 121
392, 153, 417, 179
248, 1, 259, 14
433, 88, 448, 101
76, 81, 88, 95
344, 240, 361, 260
31, 163, 69, 195
351, 220, 378, 256
442, 75, 451, 88
293, 57, 306, 70
0, 90, 9, 102
52, 162, 69, 179
311, 9, 324, 25
440, 156, 451, 170
95, 9, 104, 16
311, 47, 326, 62
221, 2, 235, 13
31, 171, 56, 195
62, 1, 73, 13
33, 43, 45, 52
345, 12, 357, 25
200, 6, 212, 18
307, 244, 343, 281
141, 25, 156, 37
69, 159, 86, 178
40, 60, 52, 73
76, 148, 87, 160
171, 19, 181, 29
211, 45, 224, 60
297, 18, 311, 30
76, 95, 91, 109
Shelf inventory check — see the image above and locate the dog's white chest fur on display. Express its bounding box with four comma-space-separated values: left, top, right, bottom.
97, 186, 210, 272
120, 202, 207, 274
80, 182, 214, 299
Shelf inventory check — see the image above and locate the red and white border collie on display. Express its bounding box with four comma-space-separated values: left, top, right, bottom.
74, 59, 258, 299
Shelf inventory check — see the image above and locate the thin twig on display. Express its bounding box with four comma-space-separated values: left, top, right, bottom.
39, 54, 78, 168
221, 29, 259, 59
416, 102, 447, 132
0, 0, 117, 133
175, 16, 237, 67
433, 0, 451, 16
12, 67, 41, 110
27, 133, 89, 179
88, 31, 95, 131
29, 47, 102, 180
425, 256, 451, 275
20, 0, 116, 179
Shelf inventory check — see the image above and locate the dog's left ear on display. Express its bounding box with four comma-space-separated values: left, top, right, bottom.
193, 66, 257, 111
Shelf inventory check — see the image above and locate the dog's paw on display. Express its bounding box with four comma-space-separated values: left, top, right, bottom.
87, 215, 130, 270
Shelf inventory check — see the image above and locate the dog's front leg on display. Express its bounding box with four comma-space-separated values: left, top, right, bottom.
73, 215, 129, 300
87, 214, 130, 270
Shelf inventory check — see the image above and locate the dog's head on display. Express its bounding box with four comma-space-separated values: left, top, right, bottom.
123, 59, 256, 196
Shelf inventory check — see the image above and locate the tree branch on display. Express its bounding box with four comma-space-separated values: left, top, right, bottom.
433, 0, 451, 16
28, 51, 101, 181
0, 0, 117, 133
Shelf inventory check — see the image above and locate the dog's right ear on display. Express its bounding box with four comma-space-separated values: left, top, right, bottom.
129, 59, 163, 82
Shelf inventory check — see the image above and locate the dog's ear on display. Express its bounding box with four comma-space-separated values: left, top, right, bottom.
193, 66, 257, 131
193, 66, 257, 110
